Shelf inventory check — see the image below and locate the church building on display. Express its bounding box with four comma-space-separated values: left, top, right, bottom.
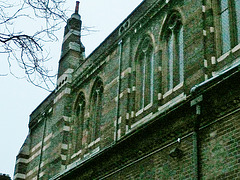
14, 0, 240, 179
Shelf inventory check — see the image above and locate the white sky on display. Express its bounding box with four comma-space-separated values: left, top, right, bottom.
0, 0, 143, 178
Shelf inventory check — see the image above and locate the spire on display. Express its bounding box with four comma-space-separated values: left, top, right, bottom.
75, 1, 80, 14
57, 1, 85, 79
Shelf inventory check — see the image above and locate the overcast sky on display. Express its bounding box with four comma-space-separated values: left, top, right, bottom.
0, 0, 143, 178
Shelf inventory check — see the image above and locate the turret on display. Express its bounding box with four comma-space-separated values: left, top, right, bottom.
57, 1, 85, 79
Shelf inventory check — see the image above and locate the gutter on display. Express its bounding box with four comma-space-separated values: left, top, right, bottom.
190, 58, 240, 94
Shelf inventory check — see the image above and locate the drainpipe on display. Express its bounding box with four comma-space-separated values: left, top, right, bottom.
193, 105, 201, 180
191, 0, 205, 177
37, 112, 47, 180
191, 96, 202, 180
115, 40, 123, 142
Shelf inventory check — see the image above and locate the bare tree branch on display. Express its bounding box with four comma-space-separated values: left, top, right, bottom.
0, 0, 97, 91
0, 0, 68, 91
0, 73, 8, 76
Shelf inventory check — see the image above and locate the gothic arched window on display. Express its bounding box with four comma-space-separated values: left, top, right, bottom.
74, 92, 85, 152
164, 13, 184, 91
89, 78, 103, 143
135, 36, 154, 113
218, 0, 240, 54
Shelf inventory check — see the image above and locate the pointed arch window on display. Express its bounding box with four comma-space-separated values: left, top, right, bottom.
89, 78, 103, 143
219, 0, 240, 54
165, 13, 184, 91
135, 36, 154, 113
74, 92, 85, 152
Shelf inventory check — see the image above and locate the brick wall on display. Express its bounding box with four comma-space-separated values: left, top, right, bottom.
14, 0, 240, 179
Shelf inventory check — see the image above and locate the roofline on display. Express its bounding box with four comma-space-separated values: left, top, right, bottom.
85, 0, 145, 60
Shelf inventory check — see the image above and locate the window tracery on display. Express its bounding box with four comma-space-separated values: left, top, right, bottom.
89, 78, 103, 143
135, 36, 154, 113
163, 12, 184, 92
74, 92, 85, 152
